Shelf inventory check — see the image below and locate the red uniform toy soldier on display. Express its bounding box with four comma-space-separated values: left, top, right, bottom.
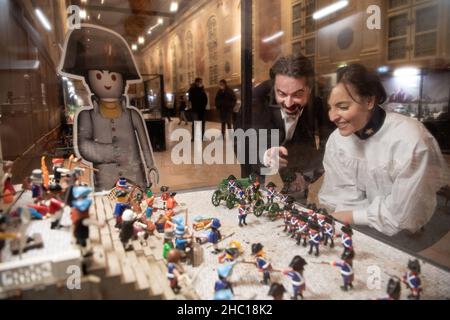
295, 214, 309, 247
289, 209, 299, 237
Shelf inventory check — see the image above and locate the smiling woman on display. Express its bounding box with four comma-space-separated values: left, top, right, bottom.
319, 64, 450, 236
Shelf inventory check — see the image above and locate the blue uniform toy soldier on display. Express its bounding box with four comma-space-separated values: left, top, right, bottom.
330, 249, 355, 291
308, 221, 321, 256
252, 243, 272, 285
323, 215, 335, 248
341, 224, 353, 255
208, 218, 222, 254
70, 186, 93, 257
283, 255, 307, 300
113, 178, 130, 228
265, 182, 277, 204
30, 169, 44, 204
238, 200, 249, 227
174, 224, 192, 252
214, 263, 235, 300
403, 259, 422, 300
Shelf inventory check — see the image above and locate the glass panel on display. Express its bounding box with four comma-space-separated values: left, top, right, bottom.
388, 38, 408, 60
305, 37, 315, 55
416, 6, 438, 33
305, 0, 316, 16
292, 3, 302, 20
292, 20, 302, 37
415, 32, 437, 57
305, 16, 315, 34
388, 13, 408, 38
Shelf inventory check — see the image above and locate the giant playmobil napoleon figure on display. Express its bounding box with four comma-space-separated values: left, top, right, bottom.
58, 24, 158, 191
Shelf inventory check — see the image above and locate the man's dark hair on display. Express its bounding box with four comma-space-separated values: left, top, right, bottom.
219, 79, 227, 86
195, 77, 203, 83
269, 54, 314, 88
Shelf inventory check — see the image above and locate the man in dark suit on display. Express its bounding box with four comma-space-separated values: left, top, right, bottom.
236, 55, 334, 198
188, 77, 208, 140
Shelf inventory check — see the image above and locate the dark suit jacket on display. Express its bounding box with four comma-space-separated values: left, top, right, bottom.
237, 79, 334, 179
188, 85, 208, 113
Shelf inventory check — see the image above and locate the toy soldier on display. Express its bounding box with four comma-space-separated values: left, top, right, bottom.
167, 249, 185, 294
214, 263, 235, 300
265, 182, 277, 204
308, 222, 321, 256
218, 240, 242, 263
323, 215, 335, 248
252, 243, 272, 285
282, 255, 307, 300
295, 214, 309, 247
227, 175, 237, 193
208, 218, 222, 254
341, 224, 353, 255
238, 200, 249, 227
330, 249, 355, 291
403, 259, 422, 300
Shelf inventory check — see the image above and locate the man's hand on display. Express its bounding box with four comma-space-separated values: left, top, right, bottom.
264, 146, 289, 169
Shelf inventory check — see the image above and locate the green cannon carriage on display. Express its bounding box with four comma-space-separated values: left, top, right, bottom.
211, 177, 251, 209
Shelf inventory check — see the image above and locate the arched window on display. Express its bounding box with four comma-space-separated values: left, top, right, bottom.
185, 31, 194, 86
207, 16, 218, 86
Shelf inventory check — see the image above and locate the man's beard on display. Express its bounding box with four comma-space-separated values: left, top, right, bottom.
281, 102, 303, 116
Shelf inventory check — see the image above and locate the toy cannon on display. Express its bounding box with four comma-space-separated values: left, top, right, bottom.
211, 177, 251, 209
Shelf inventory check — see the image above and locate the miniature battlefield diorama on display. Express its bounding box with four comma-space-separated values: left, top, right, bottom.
1, 166, 450, 300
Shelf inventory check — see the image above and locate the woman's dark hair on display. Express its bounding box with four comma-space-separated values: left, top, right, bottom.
336, 64, 387, 105
269, 54, 314, 88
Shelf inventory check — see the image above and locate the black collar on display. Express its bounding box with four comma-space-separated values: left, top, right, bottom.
354, 105, 386, 140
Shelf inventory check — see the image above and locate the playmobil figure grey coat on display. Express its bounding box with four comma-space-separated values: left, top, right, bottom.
58, 24, 158, 190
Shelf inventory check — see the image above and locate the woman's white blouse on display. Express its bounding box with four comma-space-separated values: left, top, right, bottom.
319, 112, 449, 236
